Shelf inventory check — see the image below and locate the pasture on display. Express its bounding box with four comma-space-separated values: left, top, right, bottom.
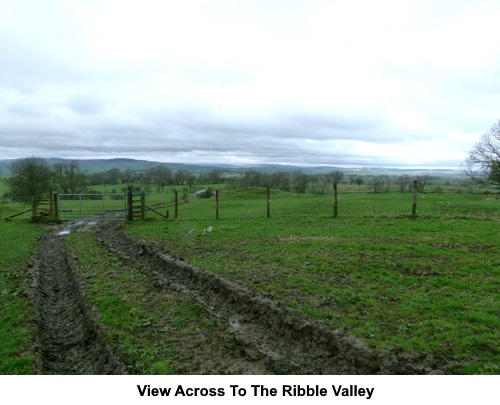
1, 180, 499, 374
0, 221, 44, 373
124, 187, 500, 374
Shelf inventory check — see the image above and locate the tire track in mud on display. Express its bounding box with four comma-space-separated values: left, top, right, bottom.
33, 233, 125, 374
97, 222, 440, 375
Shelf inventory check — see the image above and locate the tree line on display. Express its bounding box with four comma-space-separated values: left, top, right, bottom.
4, 158, 490, 206
225, 170, 462, 194
84, 166, 223, 193
3, 158, 227, 211
4, 159, 224, 198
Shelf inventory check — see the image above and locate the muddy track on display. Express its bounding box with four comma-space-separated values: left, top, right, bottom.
97, 222, 439, 374
33, 233, 125, 374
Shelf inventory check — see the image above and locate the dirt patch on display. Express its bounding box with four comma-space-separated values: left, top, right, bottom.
97, 222, 441, 374
67, 230, 272, 375
32, 232, 125, 374
431, 241, 496, 254
271, 236, 340, 243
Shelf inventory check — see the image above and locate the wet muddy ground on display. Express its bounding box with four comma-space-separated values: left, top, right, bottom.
33, 232, 125, 374
31, 220, 439, 374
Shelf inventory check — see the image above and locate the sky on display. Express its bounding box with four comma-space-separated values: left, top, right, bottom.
1, 0, 500, 168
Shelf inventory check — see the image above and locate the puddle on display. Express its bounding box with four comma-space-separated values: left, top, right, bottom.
58, 220, 98, 236
75, 221, 97, 226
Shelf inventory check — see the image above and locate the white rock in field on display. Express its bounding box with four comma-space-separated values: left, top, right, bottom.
194, 189, 215, 199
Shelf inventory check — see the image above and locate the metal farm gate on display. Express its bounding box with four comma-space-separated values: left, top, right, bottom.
57, 193, 127, 220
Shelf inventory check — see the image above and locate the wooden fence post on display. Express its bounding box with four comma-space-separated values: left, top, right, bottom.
175, 191, 178, 219
53, 192, 58, 219
267, 187, 270, 218
49, 188, 53, 217
333, 182, 338, 218
141, 192, 145, 220
31, 196, 37, 218
127, 185, 133, 221
412, 180, 418, 217
215, 190, 219, 220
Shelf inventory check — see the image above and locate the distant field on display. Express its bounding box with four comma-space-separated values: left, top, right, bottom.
0, 178, 32, 220
124, 187, 500, 374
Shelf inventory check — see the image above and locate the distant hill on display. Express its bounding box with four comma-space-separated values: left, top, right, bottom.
0, 158, 231, 176
0, 160, 13, 175
0, 158, 462, 178
44, 158, 227, 174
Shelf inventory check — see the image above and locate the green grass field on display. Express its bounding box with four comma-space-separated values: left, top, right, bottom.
124, 187, 500, 374
0, 221, 45, 374
0, 178, 33, 221
1, 182, 499, 374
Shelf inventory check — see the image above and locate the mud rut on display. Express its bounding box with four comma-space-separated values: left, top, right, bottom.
32, 221, 439, 374
33, 232, 125, 374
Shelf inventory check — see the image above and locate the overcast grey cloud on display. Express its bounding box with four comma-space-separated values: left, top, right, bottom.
1, 0, 500, 168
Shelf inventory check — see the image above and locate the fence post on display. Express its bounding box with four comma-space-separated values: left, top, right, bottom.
215, 190, 219, 220
267, 187, 270, 218
412, 180, 418, 217
127, 186, 133, 221
49, 188, 53, 217
141, 192, 145, 220
53, 192, 59, 219
175, 191, 178, 219
333, 182, 338, 218
32, 196, 37, 218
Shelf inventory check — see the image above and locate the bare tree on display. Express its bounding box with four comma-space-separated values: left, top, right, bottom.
206, 169, 222, 184
349, 175, 363, 187
186, 173, 197, 192
326, 170, 344, 184
268, 172, 290, 191
147, 166, 173, 192
416, 175, 431, 193
395, 175, 411, 192
370, 176, 385, 193
104, 168, 122, 185
291, 170, 309, 194
8, 157, 52, 213
174, 169, 190, 185
310, 174, 329, 195
463, 119, 500, 187
53, 161, 85, 194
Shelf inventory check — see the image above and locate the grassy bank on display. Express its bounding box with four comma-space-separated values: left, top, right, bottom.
0, 221, 45, 374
